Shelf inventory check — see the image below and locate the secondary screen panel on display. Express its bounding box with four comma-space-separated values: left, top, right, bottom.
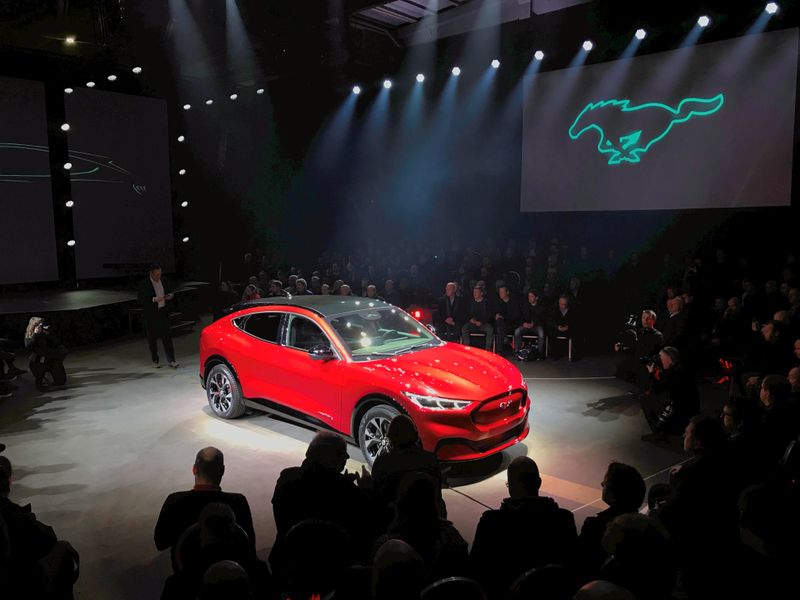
0, 76, 59, 284
66, 89, 174, 278
521, 28, 798, 211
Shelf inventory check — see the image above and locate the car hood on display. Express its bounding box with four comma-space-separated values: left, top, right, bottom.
356, 342, 524, 401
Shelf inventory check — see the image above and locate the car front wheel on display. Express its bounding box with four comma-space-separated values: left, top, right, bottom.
206, 363, 246, 419
358, 404, 401, 467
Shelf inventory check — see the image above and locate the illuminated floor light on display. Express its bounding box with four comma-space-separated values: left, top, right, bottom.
451, 66, 461, 76
205, 99, 214, 105
86, 81, 95, 88
183, 104, 191, 110
60, 123, 70, 132
178, 169, 186, 175
766, 2, 779, 14
177, 135, 185, 142
107, 74, 117, 82
64, 87, 73, 94
383, 79, 392, 89
65, 200, 74, 208
182, 236, 190, 243
697, 15, 711, 27
256, 88, 265, 94
416, 73, 425, 83
65, 36, 76, 45
635, 28, 647, 40
132, 66, 142, 74
67, 240, 76, 247
582, 40, 594, 52
229, 93, 238, 100
352, 85, 361, 95
491, 59, 500, 69
534, 50, 545, 61
181, 201, 189, 208
63, 162, 72, 170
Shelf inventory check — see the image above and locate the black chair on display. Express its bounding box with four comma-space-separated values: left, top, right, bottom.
420, 576, 485, 600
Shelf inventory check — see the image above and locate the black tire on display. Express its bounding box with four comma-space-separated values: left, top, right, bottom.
205, 363, 246, 419
358, 404, 401, 467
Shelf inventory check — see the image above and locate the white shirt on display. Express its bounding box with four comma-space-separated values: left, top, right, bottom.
151, 277, 165, 309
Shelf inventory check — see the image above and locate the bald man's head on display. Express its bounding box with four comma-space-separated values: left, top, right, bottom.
194, 447, 225, 486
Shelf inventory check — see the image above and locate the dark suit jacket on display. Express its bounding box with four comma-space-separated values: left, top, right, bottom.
154, 488, 256, 570
467, 298, 493, 325
137, 277, 174, 322
549, 307, 575, 334
436, 295, 467, 329
661, 311, 689, 349
521, 301, 546, 327
495, 296, 522, 329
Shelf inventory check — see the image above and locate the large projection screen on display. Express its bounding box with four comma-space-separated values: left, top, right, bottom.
65, 89, 174, 278
521, 28, 798, 211
0, 76, 59, 284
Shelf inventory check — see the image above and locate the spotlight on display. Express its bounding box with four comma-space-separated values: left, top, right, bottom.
352, 85, 361, 95
181, 201, 189, 208
256, 88, 265, 94
64, 87, 73, 94
452, 66, 461, 76
177, 135, 185, 142
132, 66, 142, 74
63, 162, 72, 170
60, 123, 70, 132
67, 239, 76, 247
205, 99, 214, 105
416, 73, 425, 83
491, 59, 500, 69
383, 79, 392, 89
697, 15, 711, 28
582, 40, 594, 52
183, 104, 191, 110
107, 74, 117, 82
182, 236, 190, 243
178, 169, 186, 175
65, 200, 74, 208
229, 93, 238, 100
65, 36, 76, 45
86, 81, 95, 88
766, 2, 779, 14
635, 28, 647, 40
534, 50, 545, 61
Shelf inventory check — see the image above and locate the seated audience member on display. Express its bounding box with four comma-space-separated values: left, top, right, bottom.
284, 275, 298, 296
548, 295, 576, 359
284, 519, 351, 600
372, 539, 427, 600
267, 280, 287, 298
721, 397, 761, 491
614, 309, 663, 389
376, 472, 468, 583
710, 297, 750, 355
514, 290, 546, 357
339, 284, 353, 296
573, 580, 635, 600
493, 285, 521, 355
470, 457, 576, 600
365, 284, 384, 301
0, 454, 79, 598
435, 282, 466, 343
383, 280, 399, 305
154, 447, 255, 572
371, 415, 442, 521
740, 320, 792, 397
199, 560, 251, 600
640, 347, 699, 443
789, 365, 800, 401
461, 285, 494, 351
270, 433, 374, 582
660, 297, 688, 350
756, 375, 799, 467
310, 276, 322, 295
241, 284, 261, 303
598, 515, 675, 600
321, 283, 332, 295
294, 278, 312, 295
24, 317, 68, 390
576, 463, 645, 583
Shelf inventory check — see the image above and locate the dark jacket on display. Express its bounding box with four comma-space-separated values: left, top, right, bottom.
435, 295, 467, 330
576, 506, 633, 582
154, 488, 255, 571
661, 311, 689, 349
634, 327, 663, 360
0, 496, 57, 565
467, 297, 493, 325
495, 296, 522, 329
372, 445, 441, 514
137, 277, 174, 321
470, 496, 577, 600
549, 306, 576, 334
521, 301, 546, 327
649, 364, 699, 428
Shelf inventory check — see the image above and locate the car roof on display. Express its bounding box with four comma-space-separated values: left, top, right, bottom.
233, 295, 393, 318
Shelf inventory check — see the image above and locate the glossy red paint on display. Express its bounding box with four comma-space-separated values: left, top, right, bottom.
200, 302, 530, 462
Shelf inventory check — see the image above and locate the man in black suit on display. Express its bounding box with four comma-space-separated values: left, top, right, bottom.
435, 282, 466, 342
137, 264, 178, 368
660, 297, 689, 351
549, 294, 576, 359
461, 285, 494, 350
493, 285, 522, 355
154, 447, 256, 572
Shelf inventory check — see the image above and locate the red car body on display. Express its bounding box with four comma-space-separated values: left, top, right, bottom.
199, 297, 530, 462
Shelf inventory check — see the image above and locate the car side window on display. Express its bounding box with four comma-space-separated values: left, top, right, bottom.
242, 313, 282, 343
286, 316, 328, 351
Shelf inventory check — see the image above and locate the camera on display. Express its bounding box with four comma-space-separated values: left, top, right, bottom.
616, 314, 639, 350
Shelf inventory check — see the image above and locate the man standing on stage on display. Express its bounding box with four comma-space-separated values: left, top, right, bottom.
138, 264, 179, 368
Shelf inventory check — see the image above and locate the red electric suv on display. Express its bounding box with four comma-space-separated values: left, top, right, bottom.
199, 296, 530, 465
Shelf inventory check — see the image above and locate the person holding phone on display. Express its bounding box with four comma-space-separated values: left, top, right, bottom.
138, 264, 179, 368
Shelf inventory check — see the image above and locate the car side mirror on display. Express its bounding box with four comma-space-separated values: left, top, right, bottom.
309, 344, 336, 361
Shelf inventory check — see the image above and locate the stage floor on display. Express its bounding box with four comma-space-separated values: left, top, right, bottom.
0, 320, 721, 599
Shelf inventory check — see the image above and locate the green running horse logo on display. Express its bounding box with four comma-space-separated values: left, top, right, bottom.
568, 94, 724, 165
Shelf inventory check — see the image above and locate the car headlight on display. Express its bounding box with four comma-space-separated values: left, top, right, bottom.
403, 392, 472, 410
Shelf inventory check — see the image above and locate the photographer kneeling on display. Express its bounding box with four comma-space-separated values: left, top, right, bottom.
640, 346, 699, 444
24, 317, 68, 391
614, 309, 663, 391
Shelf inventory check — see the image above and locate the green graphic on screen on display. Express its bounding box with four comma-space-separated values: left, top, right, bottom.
568, 94, 724, 165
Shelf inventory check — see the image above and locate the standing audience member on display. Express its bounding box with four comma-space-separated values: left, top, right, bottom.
461, 285, 494, 351
137, 264, 179, 368
470, 456, 576, 600
660, 297, 688, 350
24, 317, 68, 390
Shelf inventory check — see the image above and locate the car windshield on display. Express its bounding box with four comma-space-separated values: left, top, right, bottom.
328, 307, 439, 361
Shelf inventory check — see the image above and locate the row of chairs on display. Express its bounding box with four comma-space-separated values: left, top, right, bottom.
467, 332, 573, 361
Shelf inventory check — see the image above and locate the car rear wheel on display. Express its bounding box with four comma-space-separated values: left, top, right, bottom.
206, 364, 246, 419
358, 404, 401, 467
